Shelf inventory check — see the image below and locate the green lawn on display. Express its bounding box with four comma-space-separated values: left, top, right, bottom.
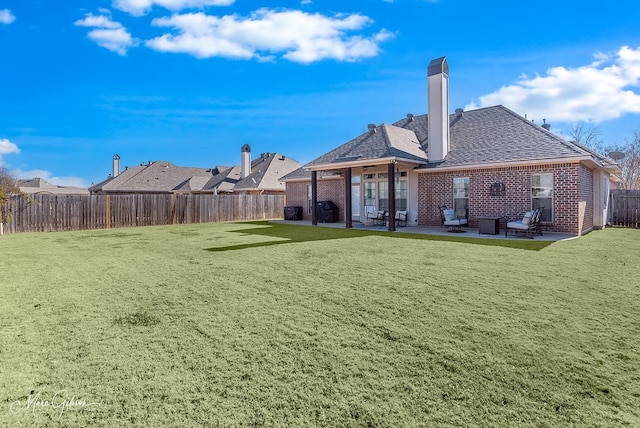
1, 222, 639, 427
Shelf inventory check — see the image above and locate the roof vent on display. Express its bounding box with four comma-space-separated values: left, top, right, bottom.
542, 119, 551, 130
368, 123, 377, 133
406, 113, 414, 122
455, 108, 464, 117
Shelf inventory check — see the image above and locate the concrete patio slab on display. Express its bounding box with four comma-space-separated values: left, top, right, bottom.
271, 220, 579, 242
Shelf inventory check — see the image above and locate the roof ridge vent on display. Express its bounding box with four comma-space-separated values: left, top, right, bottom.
406, 113, 414, 122
368, 123, 377, 133
455, 108, 464, 118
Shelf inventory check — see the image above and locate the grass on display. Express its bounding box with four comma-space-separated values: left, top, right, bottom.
1, 221, 639, 427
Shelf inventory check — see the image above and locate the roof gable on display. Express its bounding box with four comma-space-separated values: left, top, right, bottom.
306, 123, 427, 168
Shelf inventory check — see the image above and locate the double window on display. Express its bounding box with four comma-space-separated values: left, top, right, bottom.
363, 172, 407, 212
531, 173, 553, 222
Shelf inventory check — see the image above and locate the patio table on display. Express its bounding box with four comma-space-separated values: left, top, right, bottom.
477, 216, 500, 235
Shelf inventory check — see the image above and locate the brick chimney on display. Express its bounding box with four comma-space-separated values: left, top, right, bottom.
112, 154, 120, 177
241, 144, 251, 179
427, 57, 450, 163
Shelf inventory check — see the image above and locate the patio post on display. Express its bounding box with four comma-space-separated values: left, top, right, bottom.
344, 168, 352, 228
311, 170, 318, 226
388, 162, 396, 232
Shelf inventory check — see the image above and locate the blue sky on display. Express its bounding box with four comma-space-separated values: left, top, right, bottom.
1, 0, 640, 187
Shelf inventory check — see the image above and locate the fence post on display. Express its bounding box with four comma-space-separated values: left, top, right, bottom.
172, 193, 177, 224
106, 194, 111, 229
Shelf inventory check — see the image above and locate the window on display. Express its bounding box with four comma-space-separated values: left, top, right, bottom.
307, 184, 313, 214
364, 182, 376, 208
378, 181, 389, 211
453, 177, 469, 218
531, 173, 553, 222
395, 180, 408, 211
363, 171, 407, 212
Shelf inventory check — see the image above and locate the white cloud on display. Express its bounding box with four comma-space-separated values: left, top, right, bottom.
113, 0, 234, 16
0, 139, 20, 165
12, 168, 90, 188
0, 9, 16, 24
0, 140, 88, 187
146, 9, 394, 63
75, 13, 139, 55
75, 13, 122, 29
466, 46, 640, 124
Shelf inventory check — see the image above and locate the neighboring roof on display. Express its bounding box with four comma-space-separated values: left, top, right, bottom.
89, 155, 302, 193
89, 165, 146, 192
285, 105, 619, 180
203, 165, 241, 193
90, 161, 215, 193
234, 153, 302, 192
19, 178, 90, 195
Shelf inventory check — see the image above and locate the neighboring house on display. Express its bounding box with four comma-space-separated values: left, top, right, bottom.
90, 146, 301, 195
19, 178, 89, 195
281, 57, 621, 235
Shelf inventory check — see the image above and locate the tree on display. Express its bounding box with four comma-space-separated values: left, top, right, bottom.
567, 123, 605, 153
609, 131, 640, 190
0, 167, 20, 234
0, 167, 18, 202
565, 124, 640, 190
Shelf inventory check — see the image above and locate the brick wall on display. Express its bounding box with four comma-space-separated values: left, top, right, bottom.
287, 162, 596, 234
578, 164, 594, 233
418, 162, 593, 234
285, 178, 345, 221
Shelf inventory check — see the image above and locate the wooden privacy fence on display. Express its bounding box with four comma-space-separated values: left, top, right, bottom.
0, 193, 285, 234
609, 189, 640, 228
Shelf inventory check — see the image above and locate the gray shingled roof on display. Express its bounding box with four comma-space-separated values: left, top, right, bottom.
203, 165, 241, 193
417, 105, 608, 168
19, 178, 89, 195
91, 161, 215, 192
234, 153, 302, 191
90, 155, 302, 193
282, 105, 617, 181
306, 123, 427, 168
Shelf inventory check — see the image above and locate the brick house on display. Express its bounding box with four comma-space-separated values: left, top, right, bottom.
281, 57, 620, 235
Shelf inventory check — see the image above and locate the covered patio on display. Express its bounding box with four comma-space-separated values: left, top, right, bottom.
273, 219, 578, 242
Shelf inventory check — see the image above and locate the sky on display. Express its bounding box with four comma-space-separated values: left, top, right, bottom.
1, 0, 640, 187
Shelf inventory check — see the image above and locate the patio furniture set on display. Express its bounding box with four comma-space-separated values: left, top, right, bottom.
366, 210, 408, 227
438, 205, 544, 238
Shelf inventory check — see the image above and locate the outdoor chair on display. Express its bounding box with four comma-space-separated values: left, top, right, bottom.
395, 210, 408, 227
438, 205, 468, 232
366, 210, 387, 226
505, 207, 544, 238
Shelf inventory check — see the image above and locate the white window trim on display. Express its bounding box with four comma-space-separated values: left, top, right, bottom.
531, 173, 553, 222
362, 171, 408, 212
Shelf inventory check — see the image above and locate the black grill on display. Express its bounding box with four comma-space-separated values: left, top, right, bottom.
316, 201, 338, 223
